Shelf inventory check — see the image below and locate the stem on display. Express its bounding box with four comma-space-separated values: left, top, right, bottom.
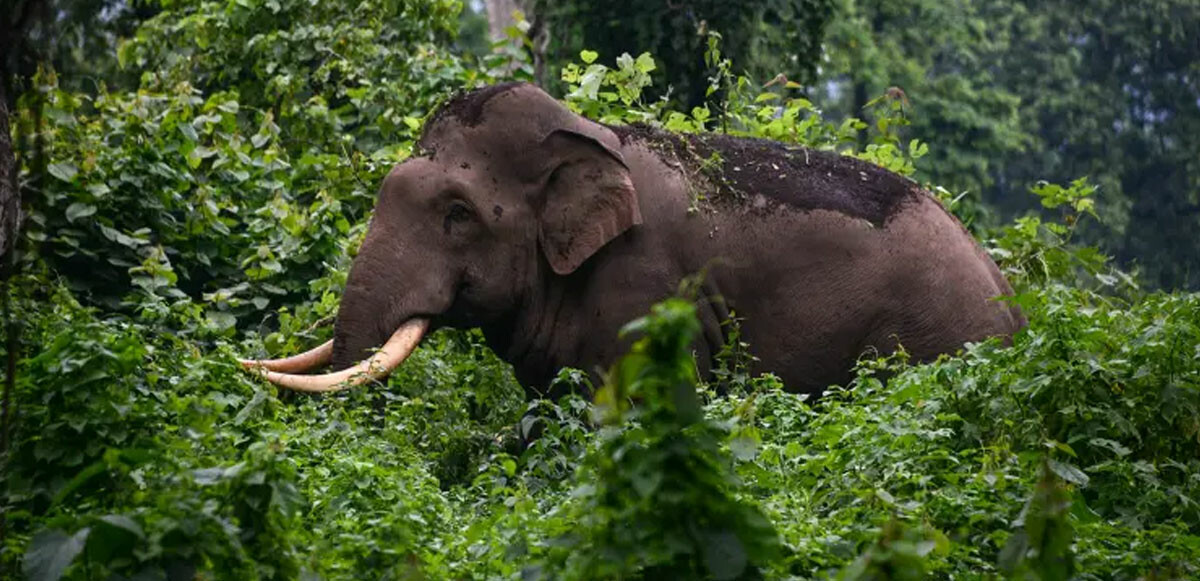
0, 70, 15, 579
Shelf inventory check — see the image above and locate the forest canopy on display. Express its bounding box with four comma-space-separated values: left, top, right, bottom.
1, 0, 1198, 579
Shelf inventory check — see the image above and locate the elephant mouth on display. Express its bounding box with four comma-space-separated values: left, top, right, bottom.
237, 318, 430, 393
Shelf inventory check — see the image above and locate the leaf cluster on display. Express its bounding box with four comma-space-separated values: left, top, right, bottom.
6, 6, 1200, 579
540, 299, 781, 579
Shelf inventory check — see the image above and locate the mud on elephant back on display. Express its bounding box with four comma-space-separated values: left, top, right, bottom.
239, 82, 1025, 398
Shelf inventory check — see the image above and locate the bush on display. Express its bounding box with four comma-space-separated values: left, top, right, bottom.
542, 299, 781, 579
5, 13, 1199, 579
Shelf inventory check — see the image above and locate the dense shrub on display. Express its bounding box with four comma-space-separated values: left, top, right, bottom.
3, 7, 1198, 579
19, 0, 478, 316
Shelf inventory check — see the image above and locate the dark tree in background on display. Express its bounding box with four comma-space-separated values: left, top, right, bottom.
999, 0, 1200, 289
818, 0, 1030, 212
0, 0, 50, 263
0, 87, 17, 270
502, 0, 1199, 289
0, 0, 160, 262
6, 1, 1198, 291
524, 0, 836, 107
818, 0, 1200, 289
0, 0, 159, 471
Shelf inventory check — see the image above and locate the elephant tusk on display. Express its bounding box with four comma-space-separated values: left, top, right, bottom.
238, 340, 333, 373
245, 318, 430, 393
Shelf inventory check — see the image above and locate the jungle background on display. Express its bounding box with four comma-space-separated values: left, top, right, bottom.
0, 0, 1198, 579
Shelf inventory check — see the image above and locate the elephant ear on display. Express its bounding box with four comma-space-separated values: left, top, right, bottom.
537, 128, 642, 275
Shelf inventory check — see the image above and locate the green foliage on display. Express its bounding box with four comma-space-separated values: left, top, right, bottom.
558, 40, 929, 177
816, 0, 1200, 289
994, 0, 1200, 290
818, 0, 1030, 206
838, 520, 946, 581
997, 462, 1077, 580
6, 4, 1200, 579
988, 177, 1113, 289
529, 0, 836, 107
560, 50, 659, 123
2, 273, 520, 579
19, 0, 480, 318
723, 277, 1200, 577
545, 299, 781, 579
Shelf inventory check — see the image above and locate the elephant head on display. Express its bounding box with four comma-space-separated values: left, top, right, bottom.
240, 83, 643, 391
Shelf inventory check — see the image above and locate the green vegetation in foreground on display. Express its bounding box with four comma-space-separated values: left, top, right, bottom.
3, 2, 1199, 579
5, 251, 1200, 579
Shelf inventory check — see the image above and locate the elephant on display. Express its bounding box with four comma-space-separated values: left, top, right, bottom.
240, 82, 1025, 398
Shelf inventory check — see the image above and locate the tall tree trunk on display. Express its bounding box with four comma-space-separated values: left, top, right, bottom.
484, 0, 521, 42
0, 77, 16, 569
484, 0, 550, 87
0, 3, 40, 566
852, 10, 888, 151
528, 9, 549, 87
0, 88, 17, 265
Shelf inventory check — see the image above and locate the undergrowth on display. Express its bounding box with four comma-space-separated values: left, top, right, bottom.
2, 8, 1198, 580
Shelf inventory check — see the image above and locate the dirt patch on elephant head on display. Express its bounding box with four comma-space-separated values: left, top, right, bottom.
609, 123, 921, 226
428, 82, 523, 129
415, 82, 525, 159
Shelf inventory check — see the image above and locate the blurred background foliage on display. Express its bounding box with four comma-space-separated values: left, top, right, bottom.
1, 0, 1198, 579
467, 0, 1200, 290
6, 0, 1200, 297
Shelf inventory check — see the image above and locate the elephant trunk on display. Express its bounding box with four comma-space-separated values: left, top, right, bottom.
238, 251, 430, 393
329, 265, 397, 371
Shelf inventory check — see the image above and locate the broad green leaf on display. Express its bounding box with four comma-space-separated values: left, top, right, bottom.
48, 162, 78, 182
206, 310, 238, 331
99, 225, 145, 248
574, 65, 606, 100
64, 203, 97, 223
1088, 437, 1131, 457
1047, 459, 1090, 487
192, 467, 225, 485
702, 530, 747, 581
616, 52, 633, 72
634, 52, 656, 73
85, 516, 144, 563
51, 462, 107, 506
24, 528, 90, 581
729, 436, 758, 461
179, 121, 198, 142
234, 389, 269, 426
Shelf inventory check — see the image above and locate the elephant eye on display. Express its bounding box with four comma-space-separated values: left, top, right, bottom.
448, 203, 472, 222
443, 201, 474, 235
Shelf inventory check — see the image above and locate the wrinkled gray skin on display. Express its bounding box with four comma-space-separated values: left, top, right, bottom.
331, 82, 1024, 398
